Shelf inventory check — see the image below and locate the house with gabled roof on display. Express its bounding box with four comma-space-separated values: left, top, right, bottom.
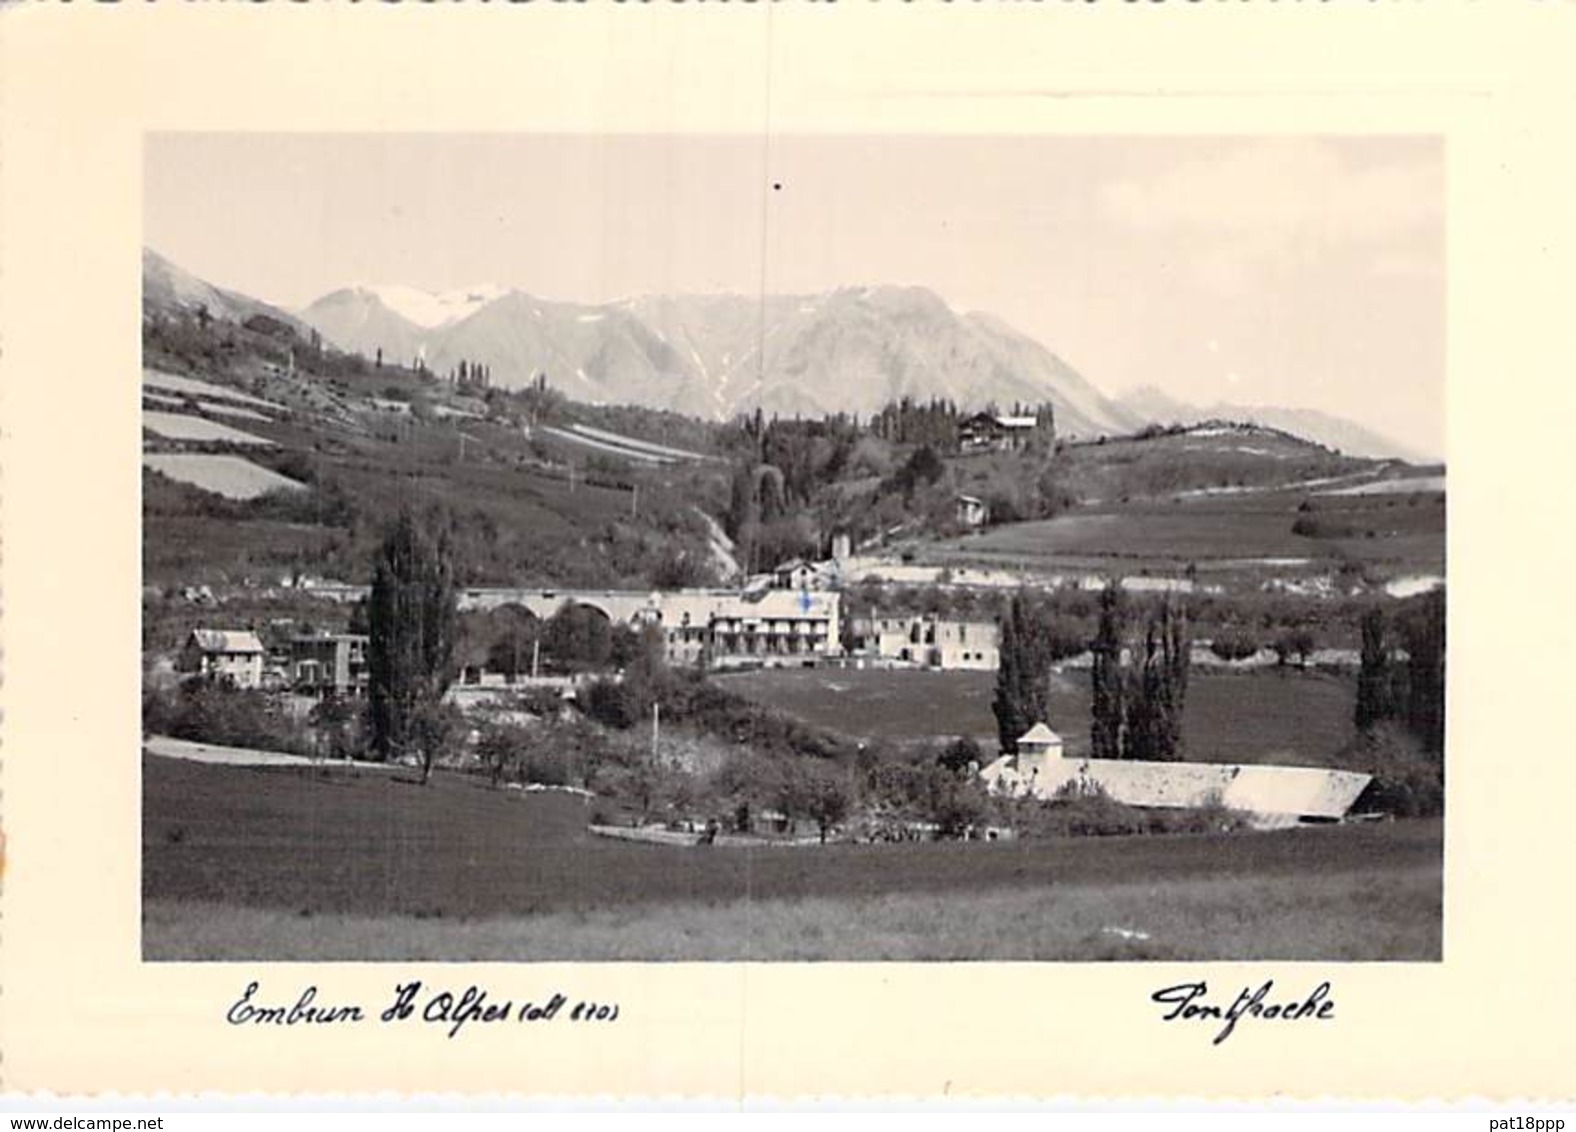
771, 557, 839, 592
959, 412, 1041, 453
181, 628, 266, 689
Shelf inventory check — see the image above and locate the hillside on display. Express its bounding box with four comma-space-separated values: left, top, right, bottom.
920, 422, 1444, 587
143, 252, 1441, 602
1116, 385, 1431, 463
143, 249, 312, 336
141, 258, 737, 596
299, 281, 1137, 437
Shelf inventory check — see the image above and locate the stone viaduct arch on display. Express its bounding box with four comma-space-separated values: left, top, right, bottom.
457, 588, 664, 627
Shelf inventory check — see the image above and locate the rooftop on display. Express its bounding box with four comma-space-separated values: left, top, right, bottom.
188, 629, 264, 654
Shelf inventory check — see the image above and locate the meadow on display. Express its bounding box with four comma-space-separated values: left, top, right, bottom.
922, 490, 1446, 579
717, 667, 1358, 765
143, 755, 1441, 961
143, 453, 307, 501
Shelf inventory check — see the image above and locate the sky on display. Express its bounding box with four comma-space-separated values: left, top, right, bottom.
146, 134, 1444, 458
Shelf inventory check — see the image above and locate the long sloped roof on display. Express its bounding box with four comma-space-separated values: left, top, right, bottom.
983, 755, 1371, 823
1065, 759, 1370, 820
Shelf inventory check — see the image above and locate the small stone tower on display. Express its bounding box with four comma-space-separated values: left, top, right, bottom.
1014, 722, 1065, 782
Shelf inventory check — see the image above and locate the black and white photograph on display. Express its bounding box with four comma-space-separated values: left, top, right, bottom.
139, 132, 1446, 963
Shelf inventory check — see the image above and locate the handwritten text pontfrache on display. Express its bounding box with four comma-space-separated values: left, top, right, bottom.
1151, 979, 1336, 1045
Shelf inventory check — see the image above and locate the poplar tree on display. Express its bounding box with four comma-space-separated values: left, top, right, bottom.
1400, 589, 1446, 757
368, 512, 459, 783
992, 591, 1051, 753
1154, 597, 1189, 761
1355, 607, 1393, 734
1100, 592, 1189, 761
1090, 582, 1125, 760
1125, 620, 1163, 761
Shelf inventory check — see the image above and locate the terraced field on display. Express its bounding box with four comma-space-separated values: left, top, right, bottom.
143, 453, 306, 500
143, 367, 289, 411
142, 410, 276, 445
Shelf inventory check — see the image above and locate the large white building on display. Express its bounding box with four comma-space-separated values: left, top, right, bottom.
650, 589, 842, 669
461, 586, 842, 671
289, 632, 369, 697
844, 614, 999, 670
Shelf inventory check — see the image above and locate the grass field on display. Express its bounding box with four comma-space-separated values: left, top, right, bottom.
148, 865, 1440, 961
718, 668, 1358, 765
923, 491, 1445, 578
143, 755, 1440, 961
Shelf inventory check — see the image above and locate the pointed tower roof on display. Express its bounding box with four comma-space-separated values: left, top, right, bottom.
1018, 722, 1062, 745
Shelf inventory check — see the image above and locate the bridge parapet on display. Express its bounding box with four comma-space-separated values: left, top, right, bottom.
457, 588, 661, 624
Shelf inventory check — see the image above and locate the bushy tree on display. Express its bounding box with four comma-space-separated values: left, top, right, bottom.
477, 721, 528, 787
937, 735, 983, 775
1273, 627, 1318, 669
1340, 722, 1443, 817
710, 749, 785, 832
485, 618, 541, 680
782, 760, 854, 843
165, 679, 308, 755
543, 603, 613, 672
368, 512, 459, 783
1209, 631, 1260, 661
925, 765, 992, 839
308, 693, 363, 760
584, 678, 643, 730
890, 444, 947, 500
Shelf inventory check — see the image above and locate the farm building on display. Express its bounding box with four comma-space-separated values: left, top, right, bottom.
980, 723, 1373, 829
959, 412, 1041, 453
289, 632, 369, 697
956, 494, 989, 527
845, 614, 1000, 671
180, 629, 266, 689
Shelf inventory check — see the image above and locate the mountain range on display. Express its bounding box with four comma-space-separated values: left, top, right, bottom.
142, 248, 1426, 459
297, 281, 1144, 438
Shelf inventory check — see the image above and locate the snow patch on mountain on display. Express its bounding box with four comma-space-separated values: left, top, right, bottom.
353, 283, 508, 328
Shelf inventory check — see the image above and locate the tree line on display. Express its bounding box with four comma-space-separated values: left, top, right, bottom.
1355, 591, 1446, 757
991, 585, 1191, 761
